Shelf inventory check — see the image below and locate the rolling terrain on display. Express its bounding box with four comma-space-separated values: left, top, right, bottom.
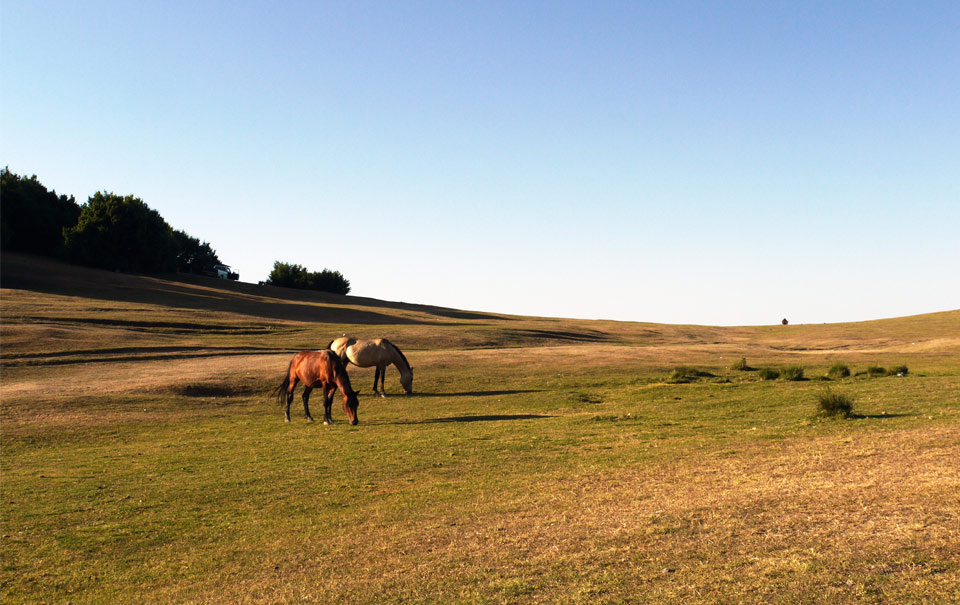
2, 252, 958, 603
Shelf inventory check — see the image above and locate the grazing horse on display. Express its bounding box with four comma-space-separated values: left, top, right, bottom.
275, 350, 360, 425
327, 337, 413, 397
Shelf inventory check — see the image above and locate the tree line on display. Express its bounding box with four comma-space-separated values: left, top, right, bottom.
1, 168, 350, 294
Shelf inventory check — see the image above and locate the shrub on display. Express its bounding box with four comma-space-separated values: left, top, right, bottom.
730, 357, 750, 371
266, 260, 351, 295
817, 389, 854, 418
827, 362, 850, 379
759, 367, 780, 381
888, 365, 909, 376
668, 366, 713, 384
866, 365, 887, 377
781, 365, 805, 381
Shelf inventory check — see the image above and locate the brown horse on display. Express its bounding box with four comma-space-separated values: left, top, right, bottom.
327, 337, 413, 397
275, 350, 360, 425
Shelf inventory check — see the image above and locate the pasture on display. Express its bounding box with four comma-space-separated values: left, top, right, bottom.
2, 253, 958, 603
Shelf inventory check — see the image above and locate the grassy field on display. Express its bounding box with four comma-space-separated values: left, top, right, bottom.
2, 252, 958, 603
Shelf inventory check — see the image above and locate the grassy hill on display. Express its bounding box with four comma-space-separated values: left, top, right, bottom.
2, 252, 958, 603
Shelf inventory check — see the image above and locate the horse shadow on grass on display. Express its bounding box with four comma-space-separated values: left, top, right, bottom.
391, 413, 552, 425
849, 413, 913, 420
414, 389, 543, 398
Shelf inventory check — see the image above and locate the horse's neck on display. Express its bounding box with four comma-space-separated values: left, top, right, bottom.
387, 347, 410, 375
334, 372, 353, 397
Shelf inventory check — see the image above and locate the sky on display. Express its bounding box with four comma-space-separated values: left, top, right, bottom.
3, 1, 958, 326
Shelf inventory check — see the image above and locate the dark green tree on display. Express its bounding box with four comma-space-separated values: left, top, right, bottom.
266, 260, 350, 295
64, 192, 177, 273
173, 229, 221, 273
0, 167, 81, 256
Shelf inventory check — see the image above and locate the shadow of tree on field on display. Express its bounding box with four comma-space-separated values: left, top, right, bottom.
1, 253, 509, 324
395, 414, 552, 425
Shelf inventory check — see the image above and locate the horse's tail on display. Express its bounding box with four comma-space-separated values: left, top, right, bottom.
274, 358, 294, 407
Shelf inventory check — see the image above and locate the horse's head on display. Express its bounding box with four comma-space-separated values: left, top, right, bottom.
400, 368, 414, 395
343, 389, 360, 425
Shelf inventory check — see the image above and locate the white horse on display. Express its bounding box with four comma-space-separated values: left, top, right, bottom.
328, 337, 413, 396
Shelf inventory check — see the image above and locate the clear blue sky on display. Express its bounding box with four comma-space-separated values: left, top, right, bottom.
3, 1, 958, 325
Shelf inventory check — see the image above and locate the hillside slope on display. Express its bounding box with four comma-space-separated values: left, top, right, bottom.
2, 252, 958, 369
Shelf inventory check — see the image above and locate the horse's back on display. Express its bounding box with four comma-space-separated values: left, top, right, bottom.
292, 349, 341, 386
329, 337, 356, 360
344, 339, 391, 367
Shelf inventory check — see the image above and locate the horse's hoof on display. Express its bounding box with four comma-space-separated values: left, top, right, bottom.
306, 417, 314, 422
285, 417, 291, 423
324, 420, 332, 425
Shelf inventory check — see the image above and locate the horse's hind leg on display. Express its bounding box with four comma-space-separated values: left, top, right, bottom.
323, 385, 335, 425
285, 380, 297, 422
302, 386, 314, 422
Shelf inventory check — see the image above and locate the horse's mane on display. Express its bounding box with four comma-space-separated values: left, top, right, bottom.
382, 338, 410, 371
325, 339, 335, 350
331, 352, 355, 394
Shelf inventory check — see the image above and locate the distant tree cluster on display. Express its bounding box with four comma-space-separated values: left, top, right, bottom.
266, 261, 351, 295
0, 169, 80, 257
1, 167, 224, 275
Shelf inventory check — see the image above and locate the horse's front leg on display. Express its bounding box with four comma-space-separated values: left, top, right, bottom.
323, 385, 335, 425
379, 364, 387, 398
302, 386, 314, 422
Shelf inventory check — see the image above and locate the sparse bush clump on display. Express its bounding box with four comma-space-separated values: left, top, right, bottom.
866, 365, 887, 377
668, 366, 714, 384
781, 365, 805, 381
759, 367, 780, 381
888, 365, 909, 376
730, 357, 750, 371
827, 362, 850, 379
817, 388, 854, 418
265, 260, 351, 294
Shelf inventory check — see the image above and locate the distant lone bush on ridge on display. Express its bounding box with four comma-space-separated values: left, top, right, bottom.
266, 260, 351, 295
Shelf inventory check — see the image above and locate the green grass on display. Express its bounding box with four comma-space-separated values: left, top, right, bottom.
2, 253, 959, 603
828, 362, 851, 379
667, 366, 714, 383
759, 367, 780, 381
781, 364, 805, 381
816, 388, 855, 418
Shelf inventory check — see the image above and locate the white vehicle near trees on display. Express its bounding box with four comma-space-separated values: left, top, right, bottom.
207, 264, 239, 280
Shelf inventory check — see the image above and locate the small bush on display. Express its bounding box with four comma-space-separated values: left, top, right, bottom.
866, 365, 887, 377
759, 367, 780, 381
781, 365, 805, 381
668, 366, 714, 383
827, 362, 850, 379
817, 389, 854, 418
888, 365, 909, 376
730, 357, 750, 371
